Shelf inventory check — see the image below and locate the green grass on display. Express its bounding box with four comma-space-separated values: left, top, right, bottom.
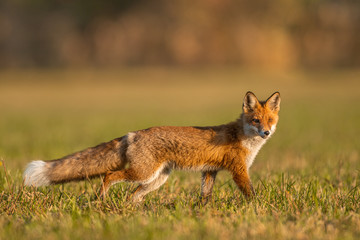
0, 68, 359, 239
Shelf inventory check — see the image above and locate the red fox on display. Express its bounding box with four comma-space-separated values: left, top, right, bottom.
23, 91, 280, 203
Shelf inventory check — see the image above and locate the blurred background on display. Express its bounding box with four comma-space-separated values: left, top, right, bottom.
1, 0, 359, 69
0, 0, 359, 173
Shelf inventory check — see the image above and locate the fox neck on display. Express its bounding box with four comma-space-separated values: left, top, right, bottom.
238, 114, 268, 169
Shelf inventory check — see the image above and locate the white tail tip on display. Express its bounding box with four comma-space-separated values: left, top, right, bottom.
23, 160, 50, 187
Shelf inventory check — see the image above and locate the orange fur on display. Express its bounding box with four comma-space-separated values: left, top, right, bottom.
23, 91, 280, 203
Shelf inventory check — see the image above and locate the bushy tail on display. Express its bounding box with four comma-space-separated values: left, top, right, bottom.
23, 137, 127, 187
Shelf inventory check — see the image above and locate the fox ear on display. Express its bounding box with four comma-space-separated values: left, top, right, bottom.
266, 92, 281, 112
243, 91, 259, 113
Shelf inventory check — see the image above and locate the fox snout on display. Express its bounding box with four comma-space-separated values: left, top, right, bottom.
243, 123, 274, 139
258, 129, 271, 139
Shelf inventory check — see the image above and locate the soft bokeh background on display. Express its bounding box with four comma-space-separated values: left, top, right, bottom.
0, 0, 359, 176
0, 0, 359, 173
1, 0, 360, 69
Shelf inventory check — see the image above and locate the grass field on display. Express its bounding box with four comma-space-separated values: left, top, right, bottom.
0, 68, 359, 239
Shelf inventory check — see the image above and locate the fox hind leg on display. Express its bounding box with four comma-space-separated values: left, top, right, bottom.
99, 168, 139, 198
130, 167, 171, 202
99, 165, 169, 199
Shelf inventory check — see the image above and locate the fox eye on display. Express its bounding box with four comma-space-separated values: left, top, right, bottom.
252, 118, 260, 123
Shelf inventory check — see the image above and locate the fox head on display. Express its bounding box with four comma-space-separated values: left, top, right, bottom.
242, 91, 281, 139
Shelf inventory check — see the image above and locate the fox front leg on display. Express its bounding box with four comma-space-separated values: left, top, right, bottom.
200, 171, 218, 205
232, 169, 256, 199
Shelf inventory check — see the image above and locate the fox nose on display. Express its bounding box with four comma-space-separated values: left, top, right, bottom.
264, 131, 270, 136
